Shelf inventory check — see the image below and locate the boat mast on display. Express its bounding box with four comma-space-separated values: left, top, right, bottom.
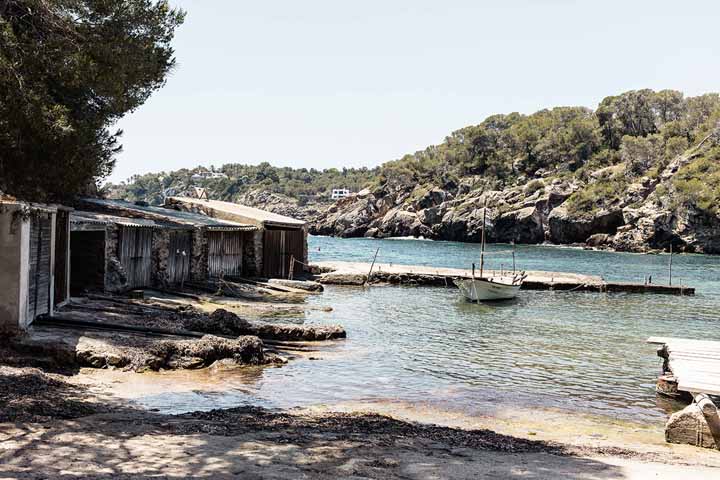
479, 202, 486, 278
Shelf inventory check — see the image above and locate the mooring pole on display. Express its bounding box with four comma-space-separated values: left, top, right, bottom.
512, 242, 516, 273
668, 243, 673, 286
365, 247, 380, 286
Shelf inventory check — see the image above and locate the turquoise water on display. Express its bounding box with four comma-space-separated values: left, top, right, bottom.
138, 236, 720, 423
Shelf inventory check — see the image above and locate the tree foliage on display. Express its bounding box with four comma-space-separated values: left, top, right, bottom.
0, 0, 184, 201
111, 89, 720, 211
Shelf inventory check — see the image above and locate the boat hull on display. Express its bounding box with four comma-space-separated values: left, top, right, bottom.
455, 278, 521, 301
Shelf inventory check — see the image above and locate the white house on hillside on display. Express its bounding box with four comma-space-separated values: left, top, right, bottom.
331, 188, 351, 200
191, 171, 228, 181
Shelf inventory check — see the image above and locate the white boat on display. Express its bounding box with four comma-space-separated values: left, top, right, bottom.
458, 204, 525, 302
455, 276, 523, 301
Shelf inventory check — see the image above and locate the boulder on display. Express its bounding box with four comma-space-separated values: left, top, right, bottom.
414, 187, 448, 210
665, 403, 718, 449
375, 209, 424, 238
548, 206, 624, 244
417, 205, 447, 226
586, 233, 610, 247
493, 206, 545, 244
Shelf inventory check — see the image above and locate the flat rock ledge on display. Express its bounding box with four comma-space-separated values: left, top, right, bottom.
10, 329, 277, 372
183, 309, 346, 341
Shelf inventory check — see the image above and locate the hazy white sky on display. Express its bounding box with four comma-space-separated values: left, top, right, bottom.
110, 0, 720, 183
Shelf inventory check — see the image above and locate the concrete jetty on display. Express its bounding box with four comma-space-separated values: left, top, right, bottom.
312, 261, 694, 295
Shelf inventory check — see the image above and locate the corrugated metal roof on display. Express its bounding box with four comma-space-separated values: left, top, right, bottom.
78, 198, 258, 231
71, 211, 163, 228
167, 197, 306, 228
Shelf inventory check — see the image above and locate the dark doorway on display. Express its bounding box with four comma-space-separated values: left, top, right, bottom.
70, 231, 106, 295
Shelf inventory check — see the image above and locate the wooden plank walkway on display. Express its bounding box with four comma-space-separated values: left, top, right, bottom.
647, 337, 720, 395
313, 261, 695, 295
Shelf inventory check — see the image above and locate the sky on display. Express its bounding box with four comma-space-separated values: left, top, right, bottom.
109, 0, 720, 183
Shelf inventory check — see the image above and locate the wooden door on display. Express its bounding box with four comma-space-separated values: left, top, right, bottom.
28, 214, 52, 320
167, 230, 192, 284
207, 231, 243, 278
262, 228, 304, 278
119, 226, 153, 289
53, 210, 70, 306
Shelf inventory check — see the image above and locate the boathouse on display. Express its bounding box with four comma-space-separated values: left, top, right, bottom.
0, 200, 72, 331
165, 197, 308, 278
70, 199, 258, 294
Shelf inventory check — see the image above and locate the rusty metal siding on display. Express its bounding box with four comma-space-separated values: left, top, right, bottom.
28, 214, 52, 320
262, 228, 304, 278
207, 231, 243, 278
167, 230, 192, 284
119, 226, 153, 289
54, 210, 70, 306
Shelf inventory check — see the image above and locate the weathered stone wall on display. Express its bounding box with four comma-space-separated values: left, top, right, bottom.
152, 229, 171, 287
190, 228, 209, 282
104, 224, 127, 293
240, 230, 263, 276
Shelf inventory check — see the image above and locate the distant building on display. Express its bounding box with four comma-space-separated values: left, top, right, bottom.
191, 171, 228, 181
331, 188, 351, 200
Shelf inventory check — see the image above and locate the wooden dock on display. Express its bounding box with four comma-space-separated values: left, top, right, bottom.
312, 261, 694, 295
647, 336, 720, 450
648, 337, 720, 395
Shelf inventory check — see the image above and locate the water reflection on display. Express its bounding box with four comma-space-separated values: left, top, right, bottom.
128, 238, 720, 427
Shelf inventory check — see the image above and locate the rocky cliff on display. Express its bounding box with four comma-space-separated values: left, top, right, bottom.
309, 132, 720, 254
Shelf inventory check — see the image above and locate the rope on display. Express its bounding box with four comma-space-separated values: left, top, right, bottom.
290, 258, 312, 268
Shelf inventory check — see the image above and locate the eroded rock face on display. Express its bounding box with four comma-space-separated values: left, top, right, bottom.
494, 206, 545, 244
305, 151, 720, 252
548, 206, 624, 244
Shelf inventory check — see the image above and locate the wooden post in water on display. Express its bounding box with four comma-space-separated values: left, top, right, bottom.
479, 204, 487, 279
365, 247, 380, 286
668, 243, 673, 286
512, 242, 516, 273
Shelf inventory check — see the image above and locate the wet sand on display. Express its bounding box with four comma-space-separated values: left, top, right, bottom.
2, 358, 720, 479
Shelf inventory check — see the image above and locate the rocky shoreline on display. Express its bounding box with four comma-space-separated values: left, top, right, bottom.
214, 134, 719, 255
2, 357, 720, 479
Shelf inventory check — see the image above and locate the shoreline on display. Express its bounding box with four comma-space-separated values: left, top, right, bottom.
2, 338, 720, 478
2, 363, 720, 479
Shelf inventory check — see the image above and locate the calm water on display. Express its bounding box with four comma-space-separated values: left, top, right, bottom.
137, 236, 720, 423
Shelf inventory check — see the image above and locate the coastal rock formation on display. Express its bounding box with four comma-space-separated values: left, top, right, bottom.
547, 206, 624, 244
307, 129, 720, 253
665, 403, 718, 449
494, 206, 545, 244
